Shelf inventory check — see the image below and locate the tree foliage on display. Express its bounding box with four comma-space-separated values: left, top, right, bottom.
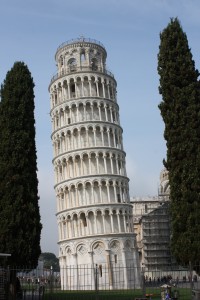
158, 18, 200, 267
0, 62, 42, 267
39, 252, 60, 272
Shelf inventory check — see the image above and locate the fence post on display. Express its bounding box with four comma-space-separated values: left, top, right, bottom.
141, 266, 146, 297
50, 266, 54, 295
95, 264, 99, 300
189, 262, 194, 291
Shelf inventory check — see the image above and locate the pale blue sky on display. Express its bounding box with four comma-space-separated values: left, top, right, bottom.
1, 0, 200, 255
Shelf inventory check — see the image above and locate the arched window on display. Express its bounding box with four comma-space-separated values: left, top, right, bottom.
68, 58, 77, 71
81, 50, 86, 62
91, 58, 98, 71
60, 55, 64, 66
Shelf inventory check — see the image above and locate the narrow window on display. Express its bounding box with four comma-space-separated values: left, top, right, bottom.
99, 265, 102, 277
114, 254, 117, 263
81, 50, 86, 62
117, 194, 121, 203
82, 215, 87, 227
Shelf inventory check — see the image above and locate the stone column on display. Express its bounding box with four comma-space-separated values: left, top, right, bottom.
95, 80, 99, 97
106, 182, 111, 203
96, 154, 99, 174
75, 187, 79, 207
110, 212, 114, 233
73, 158, 76, 178
123, 214, 127, 233
107, 129, 111, 147
117, 211, 122, 232
110, 154, 114, 174
77, 215, 81, 237
58, 221, 61, 240
103, 153, 108, 174
91, 183, 94, 204
107, 84, 110, 99
105, 250, 113, 289
81, 80, 84, 97
89, 80, 92, 97
104, 104, 108, 121
113, 130, 116, 147
80, 157, 83, 175
101, 128, 105, 146
78, 129, 81, 148
111, 85, 114, 100
75, 82, 78, 98
88, 155, 92, 174
121, 248, 128, 289
76, 104, 80, 122
119, 186, 123, 203
117, 159, 121, 175
86, 214, 90, 235
99, 183, 103, 203
83, 104, 86, 121
94, 129, 97, 146
68, 83, 71, 99
98, 104, 102, 121
86, 129, 89, 146
72, 253, 79, 290
94, 211, 98, 234
131, 246, 140, 288
62, 256, 68, 290
102, 81, 106, 98
71, 219, 75, 237
102, 212, 106, 233
110, 107, 113, 123
88, 251, 95, 289
91, 104, 94, 120
84, 185, 87, 205
113, 183, 117, 203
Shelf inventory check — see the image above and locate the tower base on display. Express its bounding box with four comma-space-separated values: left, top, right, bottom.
59, 236, 141, 290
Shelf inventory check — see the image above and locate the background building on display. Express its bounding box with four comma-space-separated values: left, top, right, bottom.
131, 169, 175, 271
49, 37, 140, 290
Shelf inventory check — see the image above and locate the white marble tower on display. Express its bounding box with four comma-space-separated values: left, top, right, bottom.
49, 37, 140, 290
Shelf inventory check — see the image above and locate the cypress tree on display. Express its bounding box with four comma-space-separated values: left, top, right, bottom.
0, 62, 42, 267
158, 18, 200, 267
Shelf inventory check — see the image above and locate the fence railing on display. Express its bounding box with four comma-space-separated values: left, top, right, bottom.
0, 264, 200, 299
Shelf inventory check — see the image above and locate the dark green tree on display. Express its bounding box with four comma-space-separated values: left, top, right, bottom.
158, 18, 200, 267
0, 62, 42, 267
39, 252, 60, 272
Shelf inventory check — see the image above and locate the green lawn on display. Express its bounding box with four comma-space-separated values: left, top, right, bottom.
43, 287, 193, 300
44, 289, 157, 300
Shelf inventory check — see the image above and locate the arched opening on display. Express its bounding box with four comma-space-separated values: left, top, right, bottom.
68, 58, 77, 72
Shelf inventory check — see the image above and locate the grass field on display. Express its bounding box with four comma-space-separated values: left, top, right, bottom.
43, 287, 193, 300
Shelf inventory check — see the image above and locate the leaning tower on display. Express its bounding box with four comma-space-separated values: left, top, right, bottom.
49, 37, 140, 290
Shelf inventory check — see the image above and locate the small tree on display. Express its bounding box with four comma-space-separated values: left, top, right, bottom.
0, 62, 42, 267
158, 18, 200, 267
39, 252, 60, 272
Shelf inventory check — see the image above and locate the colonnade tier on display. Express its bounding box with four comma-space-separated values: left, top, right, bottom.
56, 177, 130, 211
59, 237, 135, 258
55, 39, 106, 69
51, 98, 120, 131
54, 149, 127, 184
52, 124, 124, 157
57, 205, 134, 241
49, 74, 117, 108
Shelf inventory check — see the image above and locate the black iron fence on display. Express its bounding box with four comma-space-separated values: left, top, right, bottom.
0, 264, 200, 300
